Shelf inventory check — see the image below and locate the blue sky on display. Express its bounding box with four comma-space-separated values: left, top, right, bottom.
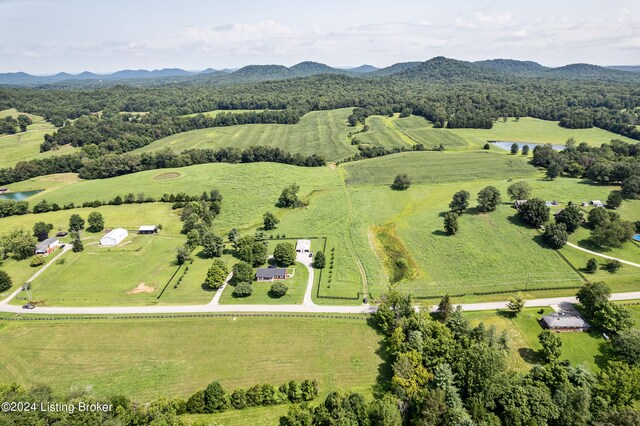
1, 0, 639, 73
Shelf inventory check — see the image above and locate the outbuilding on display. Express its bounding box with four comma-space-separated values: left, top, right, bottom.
540, 313, 590, 332
296, 239, 311, 253
100, 228, 128, 246
255, 267, 289, 282
590, 200, 604, 207
138, 225, 159, 234
35, 237, 60, 256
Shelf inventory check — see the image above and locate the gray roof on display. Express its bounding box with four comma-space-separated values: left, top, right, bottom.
542, 314, 590, 329
35, 237, 59, 251
256, 268, 287, 279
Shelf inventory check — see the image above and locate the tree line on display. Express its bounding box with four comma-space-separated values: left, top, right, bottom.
0, 146, 325, 185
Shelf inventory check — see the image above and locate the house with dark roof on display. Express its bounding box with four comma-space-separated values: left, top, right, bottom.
540, 313, 590, 332
255, 267, 289, 282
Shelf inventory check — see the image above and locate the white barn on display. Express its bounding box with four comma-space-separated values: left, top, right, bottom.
296, 239, 311, 252
100, 228, 128, 246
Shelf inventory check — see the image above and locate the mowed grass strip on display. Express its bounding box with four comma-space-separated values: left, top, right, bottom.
0, 316, 383, 401
342, 151, 539, 186
133, 108, 358, 162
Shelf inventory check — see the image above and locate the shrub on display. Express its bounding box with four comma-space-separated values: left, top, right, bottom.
232, 282, 253, 298
585, 258, 599, 273
30, 256, 46, 267
314, 251, 326, 269
605, 259, 623, 273
204, 381, 230, 413
270, 282, 288, 298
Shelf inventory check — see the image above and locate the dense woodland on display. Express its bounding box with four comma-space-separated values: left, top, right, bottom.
1, 58, 640, 185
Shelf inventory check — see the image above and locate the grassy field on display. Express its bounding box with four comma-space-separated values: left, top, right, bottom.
133, 108, 359, 162
342, 151, 539, 186
452, 117, 638, 147
0, 316, 383, 401
0, 109, 78, 168
466, 308, 610, 372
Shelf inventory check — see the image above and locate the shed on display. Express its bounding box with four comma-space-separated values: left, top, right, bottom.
35, 237, 60, 256
100, 228, 128, 246
540, 314, 590, 332
590, 200, 604, 207
255, 267, 289, 282
138, 225, 158, 234
296, 239, 311, 252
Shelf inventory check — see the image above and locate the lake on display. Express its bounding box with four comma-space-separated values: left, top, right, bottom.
491, 141, 566, 152
0, 190, 43, 201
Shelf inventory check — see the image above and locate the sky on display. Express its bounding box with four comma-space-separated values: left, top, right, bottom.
1, 0, 639, 74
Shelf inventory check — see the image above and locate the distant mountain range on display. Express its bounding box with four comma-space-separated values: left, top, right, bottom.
1, 59, 638, 86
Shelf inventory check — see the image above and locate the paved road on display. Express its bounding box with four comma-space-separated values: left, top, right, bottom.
566, 242, 640, 268
2, 290, 640, 316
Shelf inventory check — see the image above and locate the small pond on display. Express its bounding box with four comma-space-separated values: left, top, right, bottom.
491, 141, 566, 152
0, 190, 43, 201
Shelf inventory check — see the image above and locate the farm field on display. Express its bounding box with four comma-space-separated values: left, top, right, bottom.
0, 316, 383, 401
341, 151, 539, 186
448, 117, 638, 147
132, 108, 359, 162
0, 108, 78, 168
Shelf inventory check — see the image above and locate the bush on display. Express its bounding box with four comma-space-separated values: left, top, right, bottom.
30, 255, 46, 267
232, 282, 253, 297
204, 381, 230, 413
605, 259, 623, 273
483, 143, 490, 150
270, 282, 288, 298
186, 390, 206, 414
586, 258, 599, 273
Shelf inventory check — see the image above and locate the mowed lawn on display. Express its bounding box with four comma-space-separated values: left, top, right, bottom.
132, 108, 358, 162
0, 109, 79, 168
342, 151, 539, 186
1, 204, 187, 307
0, 316, 383, 401
219, 262, 308, 305
466, 308, 610, 372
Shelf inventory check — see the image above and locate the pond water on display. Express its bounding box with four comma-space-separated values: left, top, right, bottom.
491, 141, 566, 152
0, 190, 43, 201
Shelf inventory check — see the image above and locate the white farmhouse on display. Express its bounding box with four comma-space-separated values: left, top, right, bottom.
100, 228, 128, 246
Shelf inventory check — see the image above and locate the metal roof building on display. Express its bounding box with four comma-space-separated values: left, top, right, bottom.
541, 314, 590, 332
296, 239, 311, 252
100, 228, 128, 246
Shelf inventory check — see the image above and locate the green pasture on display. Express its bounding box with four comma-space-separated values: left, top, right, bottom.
0, 109, 77, 168
453, 117, 638, 147
0, 316, 382, 401
341, 151, 539, 186
133, 108, 359, 162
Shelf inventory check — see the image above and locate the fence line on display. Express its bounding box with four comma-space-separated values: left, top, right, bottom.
0, 312, 370, 322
